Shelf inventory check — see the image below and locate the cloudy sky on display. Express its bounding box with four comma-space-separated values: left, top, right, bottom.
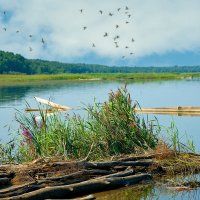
0, 0, 200, 66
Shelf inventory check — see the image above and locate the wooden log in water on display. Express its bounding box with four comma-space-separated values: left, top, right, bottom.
85, 159, 153, 169
135, 106, 200, 116
0, 178, 11, 186
3, 173, 152, 200
34, 97, 72, 111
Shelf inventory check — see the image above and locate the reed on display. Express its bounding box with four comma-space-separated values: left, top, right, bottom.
10, 85, 158, 162
0, 86, 196, 163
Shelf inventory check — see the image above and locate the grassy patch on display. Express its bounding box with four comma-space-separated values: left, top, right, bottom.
1, 72, 200, 83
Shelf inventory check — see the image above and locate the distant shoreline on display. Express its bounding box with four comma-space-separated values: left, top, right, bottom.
0, 72, 199, 84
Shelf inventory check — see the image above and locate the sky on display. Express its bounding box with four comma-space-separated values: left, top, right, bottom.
0, 0, 200, 66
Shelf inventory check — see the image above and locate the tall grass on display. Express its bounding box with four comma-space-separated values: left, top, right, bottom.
1, 86, 196, 164
11, 85, 158, 162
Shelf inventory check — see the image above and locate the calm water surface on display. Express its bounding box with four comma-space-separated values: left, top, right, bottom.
1, 79, 200, 145
1, 79, 200, 199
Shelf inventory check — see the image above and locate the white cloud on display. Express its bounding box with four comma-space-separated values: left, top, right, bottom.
0, 0, 200, 64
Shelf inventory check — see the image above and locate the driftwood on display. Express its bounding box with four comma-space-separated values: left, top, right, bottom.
3, 173, 152, 200
45, 194, 96, 200
0, 156, 155, 199
85, 159, 153, 169
0, 178, 11, 186
34, 97, 72, 111
135, 106, 200, 116
0, 170, 134, 198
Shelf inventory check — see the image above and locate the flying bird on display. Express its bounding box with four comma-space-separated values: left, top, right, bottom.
83, 26, 87, 30
114, 35, 120, 40
80, 9, 83, 13
41, 38, 45, 44
125, 6, 129, 10
29, 34, 33, 38
126, 21, 129, 24
109, 12, 114, 16
131, 38, 135, 42
128, 14, 131, 18
99, 10, 103, 14
122, 56, 125, 59
103, 32, 108, 37
117, 8, 121, 11
130, 52, 134, 55
16, 30, 19, 33
92, 43, 95, 47
3, 11, 6, 15
115, 25, 119, 29
29, 47, 33, 51
125, 46, 129, 49
3, 27, 6, 31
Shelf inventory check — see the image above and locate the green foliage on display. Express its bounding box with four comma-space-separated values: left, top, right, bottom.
166, 120, 196, 154
12, 86, 158, 162
1, 50, 200, 74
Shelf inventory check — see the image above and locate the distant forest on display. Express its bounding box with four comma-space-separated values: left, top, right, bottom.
1, 50, 200, 74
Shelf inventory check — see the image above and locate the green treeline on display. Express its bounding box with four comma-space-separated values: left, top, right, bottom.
1, 50, 200, 74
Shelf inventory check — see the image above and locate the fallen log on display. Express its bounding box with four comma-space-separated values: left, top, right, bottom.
3, 173, 152, 200
41, 169, 112, 181
0, 178, 11, 186
85, 159, 153, 169
34, 97, 72, 111
0, 172, 15, 179
0, 170, 134, 198
45, 194, 96, 200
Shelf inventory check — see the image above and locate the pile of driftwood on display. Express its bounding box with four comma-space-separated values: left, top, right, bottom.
0, 154, 155, 200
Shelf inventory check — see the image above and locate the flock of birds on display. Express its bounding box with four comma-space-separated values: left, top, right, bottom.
1, 10, 46, 52
1, 6, 135, 59
79, 6, 135, 59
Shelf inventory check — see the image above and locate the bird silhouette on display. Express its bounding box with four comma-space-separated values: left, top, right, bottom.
125, 46, 129, 49
128, 14, 131, 18
131, 38, 135, 42
126, 21, 129, 24
3, 27, 6, 31
130, 52, 134, 55
80, 9, 83, 13
114, 35, 120, 40
99, 10, 103, 14
3, 11, 6, 15
83, 26, 87, 30
103, 32, 108, 37
117, 8, 121, 11
41, 38, 45, 44
125, 6, 129, 10
109, 12, 113, 16
92, 43, 95, 47
29, 47, 33, 51
29, 34, 33, 38
116, 25, 119, 29
16, 30, 19, 33
122, 56, 125, 59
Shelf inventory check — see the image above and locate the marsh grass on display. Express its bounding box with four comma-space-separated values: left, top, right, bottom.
9, 85, 159, 162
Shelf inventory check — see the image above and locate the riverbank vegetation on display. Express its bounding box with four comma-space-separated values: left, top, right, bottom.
1, 72, 200, 84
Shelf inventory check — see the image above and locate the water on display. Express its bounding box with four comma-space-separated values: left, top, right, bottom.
1, 79, 200, 146
1, 79, 200, 199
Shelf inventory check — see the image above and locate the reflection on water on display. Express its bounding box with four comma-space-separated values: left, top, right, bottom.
95, 183, 200, 200
1, 79, 200, 149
